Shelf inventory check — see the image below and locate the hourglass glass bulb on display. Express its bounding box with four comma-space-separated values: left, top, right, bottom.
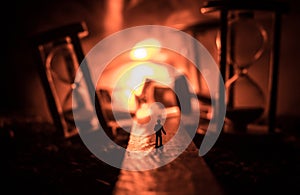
225, 70, 265, 131
224, 11, 268, 131
228, 11, 268, 69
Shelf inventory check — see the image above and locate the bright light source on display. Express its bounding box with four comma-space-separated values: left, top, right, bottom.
133, 47, 148, 60
130, 38, 161, 61
136, 103, 151, 120
112, 62, 171, 113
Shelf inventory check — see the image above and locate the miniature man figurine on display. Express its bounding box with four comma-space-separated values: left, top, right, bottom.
154, 119, 166, 148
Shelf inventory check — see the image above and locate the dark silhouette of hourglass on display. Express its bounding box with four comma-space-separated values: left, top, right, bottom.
225, 11, 268, 132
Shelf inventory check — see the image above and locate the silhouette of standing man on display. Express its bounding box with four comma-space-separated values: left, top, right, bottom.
154, 119, 166, 148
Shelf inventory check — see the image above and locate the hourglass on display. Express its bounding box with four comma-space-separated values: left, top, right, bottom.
32, 22, 100, 137
224, 11, 268, 132
201, 0, 289, 133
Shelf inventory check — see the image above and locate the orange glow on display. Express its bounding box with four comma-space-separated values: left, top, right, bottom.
114, 62, 171, 112
130, 38, 161, 61
135, 103, 151, 123
97, 42, 201, 116
132, 48, 148, 60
